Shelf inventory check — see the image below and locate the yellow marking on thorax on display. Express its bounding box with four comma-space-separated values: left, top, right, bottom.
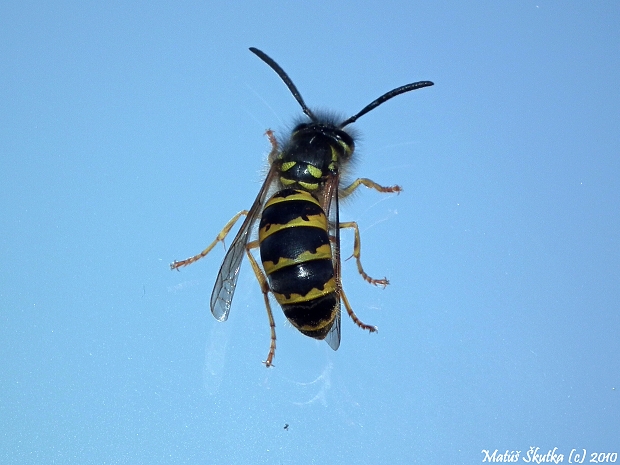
298, 181, 319, 191
281, 161, 296, 172
307, 164, 322, 179
279, 176, 320, 191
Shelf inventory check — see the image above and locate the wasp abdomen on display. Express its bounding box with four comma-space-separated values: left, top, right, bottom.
259, 189, 338, 339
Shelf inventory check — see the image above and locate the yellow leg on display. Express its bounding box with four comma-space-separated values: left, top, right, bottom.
340, 285, 377, 333
339, 177, 401, 198
339, 221, 389, 288
170, 210, 249, 270
245, 240, 277, 368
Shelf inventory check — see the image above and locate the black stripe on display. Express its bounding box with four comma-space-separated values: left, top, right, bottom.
260, 226, 330, 267
270, 188, 303, 200
282, 294, 338, 340
260, 198, 323, 230
268, 259, 333, 297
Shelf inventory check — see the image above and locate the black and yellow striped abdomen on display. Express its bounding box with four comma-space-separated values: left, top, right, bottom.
259, 188, 338, 340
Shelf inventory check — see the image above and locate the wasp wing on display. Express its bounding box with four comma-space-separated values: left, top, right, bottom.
210, 164, 279, 321
320, 173, 342, 351
324, 306, 341, 351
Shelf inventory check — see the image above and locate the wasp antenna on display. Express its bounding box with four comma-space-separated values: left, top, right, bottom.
249, 47, 318, 122
339, 81, 434, 128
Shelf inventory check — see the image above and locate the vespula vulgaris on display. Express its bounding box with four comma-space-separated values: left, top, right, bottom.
171, 47, 433, 367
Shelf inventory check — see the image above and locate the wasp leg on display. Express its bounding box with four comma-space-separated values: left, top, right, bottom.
264, 129, 281, 162
338, 221, 389, 288
265, 129, 278, 149
339, 284, 377, 333
245, 240, 277, 368
339, 177, 402, 198
170, 210, 249, 270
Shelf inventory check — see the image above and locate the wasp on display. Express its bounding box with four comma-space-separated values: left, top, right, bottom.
171, 47, 433, 366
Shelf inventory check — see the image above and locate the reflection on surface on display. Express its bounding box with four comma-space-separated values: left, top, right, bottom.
288, 362, 332, 407
202, 321, 230, 396
278, 359, 365, 428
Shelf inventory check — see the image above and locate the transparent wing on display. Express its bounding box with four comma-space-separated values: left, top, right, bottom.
210, 165, 279, 321
324, 307, 341, 351
209, 221, 254, 321
321, 174, 342, 351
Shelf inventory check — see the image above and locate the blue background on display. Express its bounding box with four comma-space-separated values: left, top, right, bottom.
2, 1, 618, 464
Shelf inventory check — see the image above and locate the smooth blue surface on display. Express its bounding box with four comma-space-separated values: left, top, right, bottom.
2, 2, 619, 464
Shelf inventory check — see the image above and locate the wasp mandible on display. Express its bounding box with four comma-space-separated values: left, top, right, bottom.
171, 47, 433, 366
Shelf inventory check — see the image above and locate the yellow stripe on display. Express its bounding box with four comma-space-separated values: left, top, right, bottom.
259, 212, 327, 241
265, 190, 320, 207
262, 243, 332, 274
297, 315, 336, 332
273, 277, 337, 305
